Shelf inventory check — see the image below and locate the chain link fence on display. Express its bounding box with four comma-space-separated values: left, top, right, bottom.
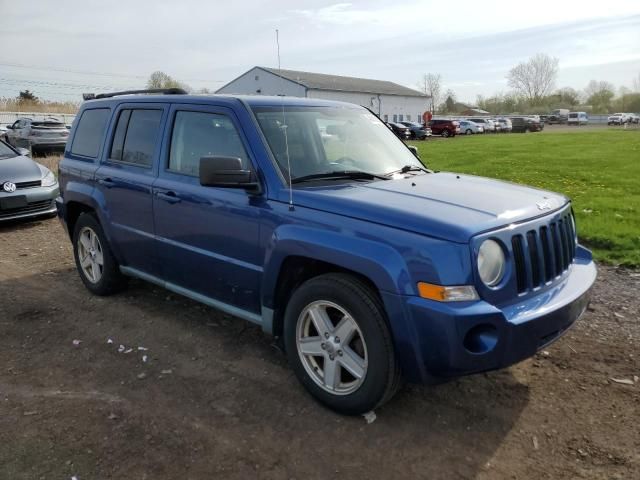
0, 111, 76, 128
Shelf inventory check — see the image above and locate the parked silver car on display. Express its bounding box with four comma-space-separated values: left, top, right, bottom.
458, 120, 484, 134
495, 118, 512, 132
4, 116, 69, 154
467, 118, 496, 133
0, 140, 59, 221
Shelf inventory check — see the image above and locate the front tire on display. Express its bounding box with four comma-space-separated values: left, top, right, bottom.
465, 129, 472, 135
441, 129, 450, 137
284, 273, 401, 415
73, 213, 128, 296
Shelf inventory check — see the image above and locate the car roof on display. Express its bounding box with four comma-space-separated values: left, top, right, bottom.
79, 94, 364, 110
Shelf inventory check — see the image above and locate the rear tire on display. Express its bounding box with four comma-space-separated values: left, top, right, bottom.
441, 130, 450, 138
284, 273, 401, 415
465, 129, 472, 135
72, 213, 128, 296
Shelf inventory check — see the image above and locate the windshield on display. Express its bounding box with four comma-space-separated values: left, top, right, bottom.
0, 141, 17, 159
252, 106, 422, 180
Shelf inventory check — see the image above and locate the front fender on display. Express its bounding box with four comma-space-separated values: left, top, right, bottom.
261, 223, 433, 382
262, 224, 413, 309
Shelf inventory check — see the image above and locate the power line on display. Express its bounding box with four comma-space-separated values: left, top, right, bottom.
0, 62, 226, 83
0, 78, 140, 91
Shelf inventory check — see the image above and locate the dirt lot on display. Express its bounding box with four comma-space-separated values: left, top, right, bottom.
0, 218, 638, 480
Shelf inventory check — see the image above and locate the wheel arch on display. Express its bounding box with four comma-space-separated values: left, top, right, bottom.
261, 226, 413, 338
65, 200, 96, 239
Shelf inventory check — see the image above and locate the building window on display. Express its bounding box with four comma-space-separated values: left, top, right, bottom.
399, 114, 403, 122
393, 114, 397, 122
255, 75, 259, 81
406, 115, 411, 121
383, 114, 388, 122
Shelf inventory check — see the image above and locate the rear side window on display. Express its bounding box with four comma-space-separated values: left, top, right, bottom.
109, 109, 162, 167
71, 108, 110, 158
168, 111, 249, 176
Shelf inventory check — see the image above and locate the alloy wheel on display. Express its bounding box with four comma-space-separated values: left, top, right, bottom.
296, 300, 368, 395
77, 226, 104, 283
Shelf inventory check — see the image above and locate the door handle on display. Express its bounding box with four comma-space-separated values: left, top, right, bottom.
156, 191, 181, 204
98, 178, 115, 188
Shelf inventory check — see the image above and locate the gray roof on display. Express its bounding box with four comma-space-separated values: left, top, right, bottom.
259, 67, 428, 97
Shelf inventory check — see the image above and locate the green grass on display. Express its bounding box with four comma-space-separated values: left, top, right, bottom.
409, 129, 640, 266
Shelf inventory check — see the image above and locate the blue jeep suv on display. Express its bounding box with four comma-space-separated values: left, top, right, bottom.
57, 89, 596, 414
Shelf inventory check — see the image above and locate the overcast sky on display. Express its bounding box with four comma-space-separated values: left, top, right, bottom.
1, 0, 639, 103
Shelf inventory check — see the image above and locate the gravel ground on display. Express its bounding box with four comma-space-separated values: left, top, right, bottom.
0, 218, 638, 480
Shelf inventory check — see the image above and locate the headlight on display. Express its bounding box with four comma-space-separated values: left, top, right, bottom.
41, 169, 57, 187
477, 239, 505, 287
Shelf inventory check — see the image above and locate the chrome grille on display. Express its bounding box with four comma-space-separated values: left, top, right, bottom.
512, 211, 577, 293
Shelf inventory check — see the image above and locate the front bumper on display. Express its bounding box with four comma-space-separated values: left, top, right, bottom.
385, 250, 596, 383
0, 184, 59, 221
29, 138, 67, 149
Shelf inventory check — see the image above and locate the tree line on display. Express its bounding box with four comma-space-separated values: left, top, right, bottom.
419, 54, 640, 115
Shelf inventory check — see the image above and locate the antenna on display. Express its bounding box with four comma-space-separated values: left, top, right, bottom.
276, 28, 294, 211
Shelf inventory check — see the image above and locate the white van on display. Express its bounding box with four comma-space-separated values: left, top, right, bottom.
567, 112, 588, 126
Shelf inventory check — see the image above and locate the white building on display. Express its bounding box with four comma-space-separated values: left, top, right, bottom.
216, 66, 430, 123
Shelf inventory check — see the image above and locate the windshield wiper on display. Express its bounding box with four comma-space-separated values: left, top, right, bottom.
384, 164, 430, 177
291, 170, 390, 184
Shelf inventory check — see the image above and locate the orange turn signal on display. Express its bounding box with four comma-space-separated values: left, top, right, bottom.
417, 282, 479, 302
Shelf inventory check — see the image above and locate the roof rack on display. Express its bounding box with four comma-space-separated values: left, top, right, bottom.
82, 88, 188, 101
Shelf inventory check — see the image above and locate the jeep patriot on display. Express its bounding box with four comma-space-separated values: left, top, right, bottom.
57, 89, 596, 414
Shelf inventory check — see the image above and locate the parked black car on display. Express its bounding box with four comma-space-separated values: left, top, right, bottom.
386, 122, 411, 140
510, 117, 543, 133
399, 121, 431, 140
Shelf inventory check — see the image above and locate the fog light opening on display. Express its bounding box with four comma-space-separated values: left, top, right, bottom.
463, 324, 499, 354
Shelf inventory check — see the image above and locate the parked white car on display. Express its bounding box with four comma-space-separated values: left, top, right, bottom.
466, 118, 496, 133
458, 120, 484, 134
567, 112, 588, 126
494, 118, 512, 133
4, 116, 69, 154
608, 113, 630, 125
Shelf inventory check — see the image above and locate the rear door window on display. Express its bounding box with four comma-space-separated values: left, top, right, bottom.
109, 109, 162, 168
70, 108, 110, 158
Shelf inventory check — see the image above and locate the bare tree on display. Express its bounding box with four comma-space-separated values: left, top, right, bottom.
507, 53, 559, 104
146, 71, 191, 92
584, 80, 615, 113
633, 72, 640, 92
444, 89, 456, 113
555, 87, 581, 106
417, 73, 441, 112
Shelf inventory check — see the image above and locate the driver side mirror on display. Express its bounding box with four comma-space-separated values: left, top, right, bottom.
408, 145, 420, 158
199, 156, 260, 192
5, 124, 13, 129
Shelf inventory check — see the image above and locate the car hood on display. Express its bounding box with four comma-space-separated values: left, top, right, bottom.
0, 155, 43, 184
291, 172, 568, 243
